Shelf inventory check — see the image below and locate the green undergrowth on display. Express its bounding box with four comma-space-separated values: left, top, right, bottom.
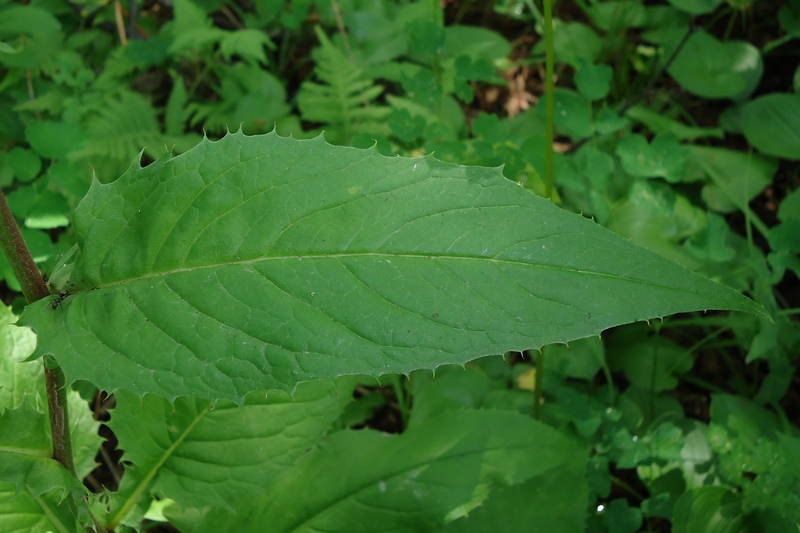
0, 0, 798, 531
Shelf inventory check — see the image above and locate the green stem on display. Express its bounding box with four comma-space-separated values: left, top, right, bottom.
543, 0, 555, 199
534, 349, 544, 420
763, 34, 793, 54
330, 0, 354, 65
649, 322, 661, 421
680, 373, 728, 394
388, 375, 410, 428
0, 191, 78, 494
610, 474, 647, 502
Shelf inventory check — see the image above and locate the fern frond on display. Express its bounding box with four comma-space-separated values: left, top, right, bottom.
297, 27, 390, 144
188, 64, 291, 135
70, 91, 165, 181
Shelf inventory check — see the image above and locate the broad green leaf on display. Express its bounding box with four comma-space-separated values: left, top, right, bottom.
0, 482, 77, 533
408, 21, 446, 59
388, 108, 426, 143
606, 179, 708, 270
640, 6, 690, 46
616, 133, 688, 182
443, 460, 587, 533
672, 487, 748, 533
780, 0, 800, 38
0, 404, 81, 500
614, 384, 683, 436
586, 1, 647, 31
575, 58, 612, 101
685, 213, 736, 263
406, 366, 492, 423
538, 89, 593, 140
741, 93, 800, 160
6, 148, 41, 183
0, 6, 61, 37
166, 410, 586, 532
769, 188, 800, 280
602, 498, 643, 533
608, 337, 692, 392
690, 146, 777, 213
536, 21, 602, 66
20, 132, 764, 403
667, 31, 762, 101
0, 304, 38, 411
778, 186, 800, 222
574, 145, 614, 196
0, 228, 54, 291
23, 108, 64, 152
443, 26, 511, 64
25, 191, 71, 230
105, 379, 351, 523
450, 55, 500, 103
594, 105, 629, 135
0, 300, 101, 482
544, 336, 605, 380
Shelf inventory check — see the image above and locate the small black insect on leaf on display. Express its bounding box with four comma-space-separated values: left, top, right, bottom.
51, 290, 69, 310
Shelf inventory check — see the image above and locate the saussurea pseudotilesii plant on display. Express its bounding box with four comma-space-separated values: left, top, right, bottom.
3, 0, 797, 530
0, 130, 766, 531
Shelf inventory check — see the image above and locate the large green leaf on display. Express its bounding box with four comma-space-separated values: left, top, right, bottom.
20, 132, 764, 403
0, 303, 38, 411
741, 93, 800, 160
691, 145, 777, 213
672, 487, 749, 533
164, 409, 586, 532
0, 303, 101, 480
104, 380, 351, 528
667, 31, 761, 101
443, 461, 587, 533
0, 404, 81, 501
0, 481, 77, 533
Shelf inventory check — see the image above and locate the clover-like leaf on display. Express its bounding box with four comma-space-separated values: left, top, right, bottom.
616, 133, 688, 182
20, 132, 765, 403
667, 31, 762, 101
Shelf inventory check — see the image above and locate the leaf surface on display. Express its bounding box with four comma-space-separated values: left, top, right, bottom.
21, 132, 764, 402
105, 379, 350, 523
0, 404, 81, 500
741, 93, 800, 160
165, 410, 586, 532
443, 461, 588, 533
0, 482, 77, 533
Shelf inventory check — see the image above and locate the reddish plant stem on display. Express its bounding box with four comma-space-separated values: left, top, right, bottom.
0, 191, 76, 477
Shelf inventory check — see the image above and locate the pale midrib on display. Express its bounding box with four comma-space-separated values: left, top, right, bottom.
90, 251, 664, 291
108, 408, 208, 529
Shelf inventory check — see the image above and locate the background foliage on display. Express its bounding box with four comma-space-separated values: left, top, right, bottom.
0, 0, 798, 531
